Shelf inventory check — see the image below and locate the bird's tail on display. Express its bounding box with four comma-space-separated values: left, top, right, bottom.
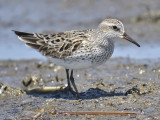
12, 30, 41, 49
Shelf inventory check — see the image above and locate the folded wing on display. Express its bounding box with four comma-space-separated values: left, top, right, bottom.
13, 30, 90, 58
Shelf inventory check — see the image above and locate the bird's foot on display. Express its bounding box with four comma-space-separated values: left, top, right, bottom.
65, 86, 81, 99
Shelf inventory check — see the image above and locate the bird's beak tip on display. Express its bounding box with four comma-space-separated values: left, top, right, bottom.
122, 33, 140, 47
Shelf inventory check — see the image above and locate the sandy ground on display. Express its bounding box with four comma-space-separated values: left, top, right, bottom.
0, 58, 160, 119
0, 0, 160, 119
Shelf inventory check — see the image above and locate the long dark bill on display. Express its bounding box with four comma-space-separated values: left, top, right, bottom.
122, 33, 140, 47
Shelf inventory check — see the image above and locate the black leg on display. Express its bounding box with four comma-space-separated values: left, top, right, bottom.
65, 69, 76, 96
70, 70, 80, 98
65, 69, 71, 89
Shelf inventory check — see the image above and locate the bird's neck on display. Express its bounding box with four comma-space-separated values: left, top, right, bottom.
90, 29, 114, 46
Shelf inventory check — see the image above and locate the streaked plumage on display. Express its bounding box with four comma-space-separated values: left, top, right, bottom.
13, 19, 140, 98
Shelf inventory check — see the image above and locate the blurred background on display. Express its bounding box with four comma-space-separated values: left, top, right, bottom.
0, 0, 160, 59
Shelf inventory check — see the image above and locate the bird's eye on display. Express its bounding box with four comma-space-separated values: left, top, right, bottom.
112, 26, 119, 31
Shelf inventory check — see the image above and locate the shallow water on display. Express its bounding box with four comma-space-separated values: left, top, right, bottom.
113, 44, 160, 59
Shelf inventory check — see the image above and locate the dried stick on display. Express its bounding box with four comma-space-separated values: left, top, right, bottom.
50, 110, 136, 116
33, 108, 45, 120
26, 85, 67, 93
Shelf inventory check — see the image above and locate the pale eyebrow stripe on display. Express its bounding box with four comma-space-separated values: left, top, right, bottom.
102, 23, 117, 27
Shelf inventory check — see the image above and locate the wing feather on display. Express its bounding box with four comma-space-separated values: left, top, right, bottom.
13, 30, 92, 58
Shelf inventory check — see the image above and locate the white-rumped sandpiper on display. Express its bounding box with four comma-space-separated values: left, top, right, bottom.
13, 19, 140, 98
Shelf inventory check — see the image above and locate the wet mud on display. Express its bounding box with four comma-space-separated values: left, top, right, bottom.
0, 58, 160, 119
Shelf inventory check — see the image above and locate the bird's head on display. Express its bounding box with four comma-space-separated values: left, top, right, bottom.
98, 19, 140, 47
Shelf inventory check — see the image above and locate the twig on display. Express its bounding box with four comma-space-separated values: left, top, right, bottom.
50, 110, 136, 116
26, 85, 67, 93
33, 108, 44, 120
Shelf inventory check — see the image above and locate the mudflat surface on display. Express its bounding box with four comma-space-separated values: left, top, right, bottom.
0, 58, 160, 119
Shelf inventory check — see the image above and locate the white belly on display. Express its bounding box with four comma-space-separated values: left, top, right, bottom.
49, 51, 113, 70
49, 57, 95, 69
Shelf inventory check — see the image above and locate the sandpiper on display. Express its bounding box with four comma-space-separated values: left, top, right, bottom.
13, 19, 140, 98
